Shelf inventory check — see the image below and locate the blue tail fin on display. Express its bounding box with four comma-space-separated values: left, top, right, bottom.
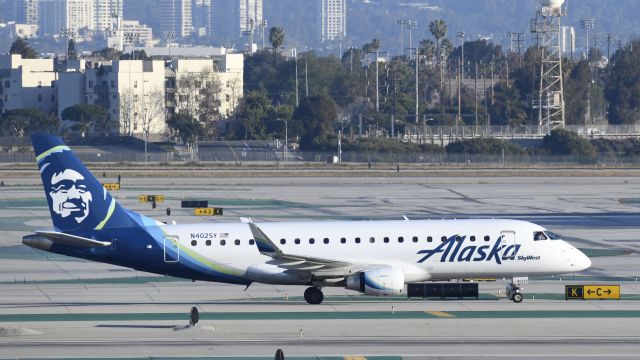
32, 134, 135, 234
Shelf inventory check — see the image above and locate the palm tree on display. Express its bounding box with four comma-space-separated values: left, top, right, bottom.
269, 26, 285, 65
430, 19, 448, 94
429, 19, 447, 51
419, 39, 435, 65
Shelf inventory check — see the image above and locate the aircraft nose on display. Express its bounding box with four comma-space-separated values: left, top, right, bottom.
572, 249, 591, 272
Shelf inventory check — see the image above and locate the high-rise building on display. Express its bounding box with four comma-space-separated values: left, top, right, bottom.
7, 0, 40, 25
95, 0, 123, 32
38, 0, 95, 36
192, 0, 211, 37
319, 0, 346, 42
211, 0, 262, 43
159, 0, 192, 38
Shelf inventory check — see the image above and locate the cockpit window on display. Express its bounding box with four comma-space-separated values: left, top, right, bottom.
544, 231, 562, 240
533, 231, 548, 241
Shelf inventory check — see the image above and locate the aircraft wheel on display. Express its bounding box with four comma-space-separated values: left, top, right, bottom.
511, 293, 523, 303
304, 287, 324, 304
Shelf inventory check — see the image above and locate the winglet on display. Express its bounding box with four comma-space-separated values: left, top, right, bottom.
248, 222, 281, 255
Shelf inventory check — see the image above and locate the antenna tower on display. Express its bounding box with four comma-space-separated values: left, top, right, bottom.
530, 0, 566, 133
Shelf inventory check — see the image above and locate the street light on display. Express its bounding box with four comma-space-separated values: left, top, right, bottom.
267, 105, 287, 162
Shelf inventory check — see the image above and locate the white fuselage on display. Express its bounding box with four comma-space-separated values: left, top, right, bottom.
160, 218, 591, 286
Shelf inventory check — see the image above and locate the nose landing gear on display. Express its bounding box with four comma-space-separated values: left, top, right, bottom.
304, 286, 324, 304
507, 276, 528, 303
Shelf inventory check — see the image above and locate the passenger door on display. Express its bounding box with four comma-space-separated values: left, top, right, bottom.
163, 235, 180, 263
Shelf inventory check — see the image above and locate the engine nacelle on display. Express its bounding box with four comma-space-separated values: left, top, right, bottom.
346, 267, 405, 296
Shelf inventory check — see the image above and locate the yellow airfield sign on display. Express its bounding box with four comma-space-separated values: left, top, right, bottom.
102, 183, 120, 190
566, 285, 620, 300
138, 195, 165, 203
194, 207, 223, 216
583, 285, 620, 300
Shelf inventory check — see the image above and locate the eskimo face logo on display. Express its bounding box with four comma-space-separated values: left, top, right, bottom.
48, 169, 93, 224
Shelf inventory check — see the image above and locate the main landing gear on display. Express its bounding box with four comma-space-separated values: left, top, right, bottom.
304, 286, 324, 304
506, 277, 528, 303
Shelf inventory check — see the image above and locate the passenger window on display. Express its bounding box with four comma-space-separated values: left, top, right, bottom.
206, 240, 212, 246
427, 236, 433, 242
369, 237, 375, 243
220, 239, 226, 246
309, 238, 315, 244
470, 236, 476, 242
294, 238, 300, 244
398, 236, 404, 243
234, 239, 240, 245
280, 239, 286, 245
249, 239, 255, 245
412, 236, 418, 243
355, 237, 361, 244
441, 236, 447, 242
383, 237, 389, 243
191, 240, 197, 246
340, 237, 346, 244
455, 235, 462, 242
323, 238, 329, 244
484, 235, 490, 242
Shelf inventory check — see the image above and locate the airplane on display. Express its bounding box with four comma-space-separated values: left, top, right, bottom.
23, 134, 591, 304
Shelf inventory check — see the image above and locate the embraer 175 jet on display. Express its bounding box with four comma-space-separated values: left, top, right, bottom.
23, 135, 591, 304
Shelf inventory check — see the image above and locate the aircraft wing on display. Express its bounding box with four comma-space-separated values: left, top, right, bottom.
248, 222, 371, 278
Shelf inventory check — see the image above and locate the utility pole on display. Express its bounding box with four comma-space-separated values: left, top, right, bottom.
294, 48, 299, 107
409, 48, 419, 123
606, 33, 613, 62
261, 19, 268, 50
457, 31, 465, 128
305, 55, 309, 97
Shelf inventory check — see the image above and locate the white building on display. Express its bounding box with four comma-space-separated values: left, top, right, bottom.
211, 0, 262, 41
168, 54, 243, 120
319, 0, 346, 42
9, 0, 40, 25
159, 0, 192, 38
94, 0, 123, 32
561, 26, 576, 56
38, 0, 96, 36
121, 20, 154, 48
0, 54, 58, 116
0, 21, 39, 38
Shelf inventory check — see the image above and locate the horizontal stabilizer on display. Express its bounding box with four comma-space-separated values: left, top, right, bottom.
23, 231, 111, 251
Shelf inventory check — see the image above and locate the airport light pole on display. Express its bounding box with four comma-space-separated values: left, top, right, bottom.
59, 27, 75, 58
581, 18, 595, 59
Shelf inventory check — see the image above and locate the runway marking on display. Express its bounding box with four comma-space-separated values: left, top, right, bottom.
344, 356, 367, 360
426, 311, 456, 318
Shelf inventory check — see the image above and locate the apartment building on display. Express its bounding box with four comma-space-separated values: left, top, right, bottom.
319, 0, 346, 42
1, 50, 243, 138
159, 0, 192, 38
38, 0, 96, 36
0, 54, 57, 116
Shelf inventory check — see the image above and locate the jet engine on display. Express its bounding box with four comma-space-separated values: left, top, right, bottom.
346, 267, 405, 296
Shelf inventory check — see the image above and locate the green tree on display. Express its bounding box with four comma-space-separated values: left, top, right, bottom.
605, 40, 640, 124
429, 19, 447, 54
269, 26, 285, 65
543, 129, 596, 158
0, 108, 57, 136
9, 37, 38, 59
233, 90, 271, 140
488, 83, 528, 126
61, 104, 109, 137
293, 94, 337, 149
168, 113, 205, 145
91, 47, 123, 60
67, 39, 78, 60
446, 138, 527, 155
